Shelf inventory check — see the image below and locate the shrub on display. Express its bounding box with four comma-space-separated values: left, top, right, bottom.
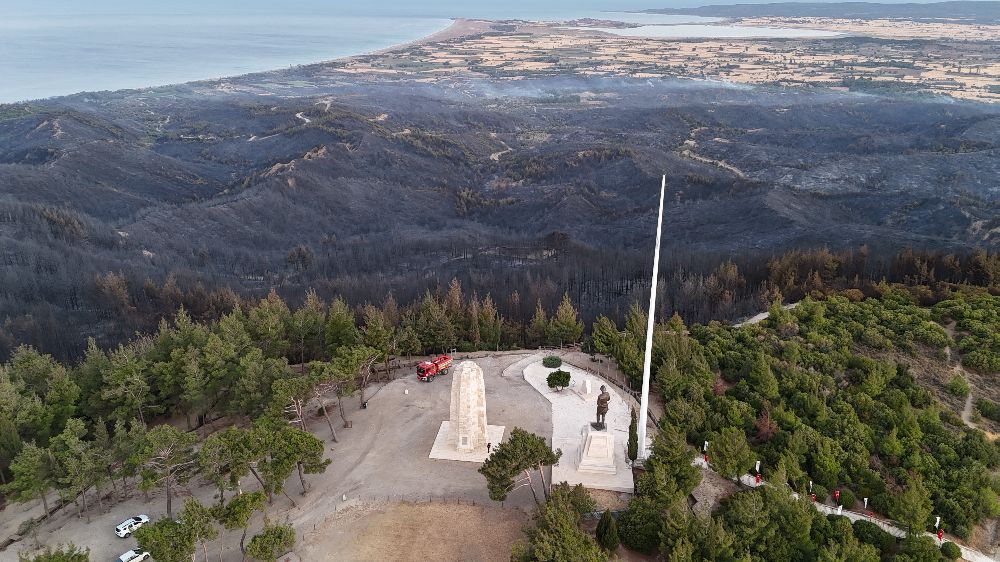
513, 488, 606, 562
542, 355, 562, 368
15, 518, 38, 537
852, 520, 895, 555
839, 488, 857, 509
976, 398, 1000, 422
825, 515, 853, 542
811, 484, 829, 504
617, 497, 660, 554
841, 289, 866, 302
946, 374, 970, 398
941, 541, 962, 560
246, 522, 295, 561
550, 482, 597, 516
899, 535, 942, 560
596, 510, 620, 552
547, 369, 571, 391
18, 545, 90, 562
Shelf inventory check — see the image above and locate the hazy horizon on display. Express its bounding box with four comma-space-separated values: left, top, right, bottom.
3, 0, 996, 102
6, 0, 991, 17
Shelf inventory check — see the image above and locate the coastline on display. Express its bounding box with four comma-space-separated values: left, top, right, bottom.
371, 18, 495, 55
3, 9, 996, 105
0, 13, 843, 105
0, 15, 461, 105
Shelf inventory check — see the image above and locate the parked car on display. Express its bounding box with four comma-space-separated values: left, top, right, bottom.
117, 550, 150, 562
114, 515, 150, 538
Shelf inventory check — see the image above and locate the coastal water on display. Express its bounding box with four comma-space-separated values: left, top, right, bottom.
0, 13, 452, 103
0, 2, 826, 103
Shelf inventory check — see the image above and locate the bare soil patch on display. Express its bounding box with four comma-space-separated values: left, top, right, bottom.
587, 488, 631, 511
300, 502, 528, 562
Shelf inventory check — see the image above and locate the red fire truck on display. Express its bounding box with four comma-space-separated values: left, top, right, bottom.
417, 355, 452, 382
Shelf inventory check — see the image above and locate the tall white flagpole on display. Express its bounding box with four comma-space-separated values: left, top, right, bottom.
637, 175, 665, 460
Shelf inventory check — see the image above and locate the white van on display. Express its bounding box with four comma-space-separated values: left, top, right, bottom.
114, 515, 150, 538
117, 550, 150, 562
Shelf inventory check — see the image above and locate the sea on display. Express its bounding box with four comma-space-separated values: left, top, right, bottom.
0, 1, 836, 104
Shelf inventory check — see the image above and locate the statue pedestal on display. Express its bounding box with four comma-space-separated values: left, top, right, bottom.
578, 426, 617, 475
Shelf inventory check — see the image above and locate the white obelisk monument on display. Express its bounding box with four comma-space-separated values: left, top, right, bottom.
637, 175, 666, 460
447, 361, 489, 452
429, 361, 505, 462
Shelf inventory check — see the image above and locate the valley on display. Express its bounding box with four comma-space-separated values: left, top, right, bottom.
0, 73, 997, 359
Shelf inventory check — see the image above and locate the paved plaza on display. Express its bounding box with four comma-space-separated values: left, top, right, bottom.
523, 361, 634, 493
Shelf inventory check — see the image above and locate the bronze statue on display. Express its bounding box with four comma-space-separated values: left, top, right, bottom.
594, 385, 611, 429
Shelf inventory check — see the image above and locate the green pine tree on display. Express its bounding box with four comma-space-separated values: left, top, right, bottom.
596, 509, 620, 552
528, 300, 550, 347
246, 521, 296, 561
550, 293, 584, 346
627, 408, 639, 462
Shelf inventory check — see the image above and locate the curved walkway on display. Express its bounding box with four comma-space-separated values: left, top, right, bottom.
523, 361, 634, 493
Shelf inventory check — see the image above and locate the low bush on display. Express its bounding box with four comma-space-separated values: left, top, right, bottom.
547, 369, 571, 391
811, 484, 829, 504
839, 488, 857, 509
616, 497, 660, 554
941, 541, 962, 560
852, 520, 896, 555
542, 355, 562, 368
946, 374, 970, 398
976, 398, 1000, 422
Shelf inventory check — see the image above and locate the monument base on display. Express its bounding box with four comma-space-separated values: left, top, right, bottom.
574, 378, 599, 401
578, 426, 617, 475
429, 421, 506, 463
590, 422, 606, 431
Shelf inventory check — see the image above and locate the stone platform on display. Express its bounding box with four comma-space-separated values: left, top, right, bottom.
429, 421, 506, 463
523, 361, 634, 493
578, 427, 617, 474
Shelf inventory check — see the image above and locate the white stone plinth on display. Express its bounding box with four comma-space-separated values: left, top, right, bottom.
429, 421, 506, 462
429, 361, 505, 463
574, 378, 598, 401
578, 427, 617, 474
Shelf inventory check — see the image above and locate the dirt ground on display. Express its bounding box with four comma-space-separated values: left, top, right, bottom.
587, 489, 631, 512
301, 502, 529, 562
1, 353, 553, 561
